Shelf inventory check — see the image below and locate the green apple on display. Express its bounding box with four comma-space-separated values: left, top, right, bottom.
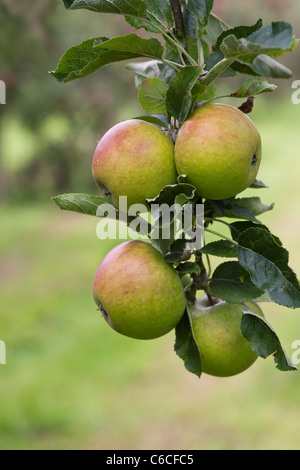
174, 103, 262, 200
191, 296, 264, 377
93, 240, 186, 340
92, 119, 177, 208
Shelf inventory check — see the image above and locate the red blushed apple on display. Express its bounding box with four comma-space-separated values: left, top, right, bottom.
175, 103, 262, 200
92, 119, 177, 208
93, 240, 186, 340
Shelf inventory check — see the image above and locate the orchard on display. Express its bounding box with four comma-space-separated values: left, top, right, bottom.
52, 0, 299, 379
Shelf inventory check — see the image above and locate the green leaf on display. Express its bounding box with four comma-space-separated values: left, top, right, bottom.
249, 54, 293, 79
166, 66, 204, 123
205, 197, 274, 224
127, 59, 176, 88
215, 18, 263, 51
147, 182, 196, 207
246, 21, 294, 52
209, 261, 264, 303
241, 306, 297, 371
164, 237, 189, 263
133, 115, 168, 128
205, 13, 229, 46
146, 0, 173, 28
138, 78, 168, 114
62, 0, 147, 18
176, 262, 201, 275
200, 56, 236, 89
185, 0, 214, 34
51, 34, 164, 84
229, 221, 282, 246
174, 310, 202, 378
226, 197, 275, 224
201, 240, 238, 258
147, 182, 197, 256
52, 193, 111, 216
127, 0, 173, 32
238, 227, 300, 308
193, 82, 217, 104
230, 77, 277, 97
250, 178, 269, 189
204, 21, 295, 82
220, 22, 295, 59
205, 19, 263, 78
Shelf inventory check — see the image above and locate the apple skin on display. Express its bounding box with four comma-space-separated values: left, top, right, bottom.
92, 119, 177, 208
93, 240, 186, 340
191, 296, 264, 377
174, 103, 262, 200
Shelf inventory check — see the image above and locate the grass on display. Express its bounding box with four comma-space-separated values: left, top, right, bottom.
0, 96, 300, 450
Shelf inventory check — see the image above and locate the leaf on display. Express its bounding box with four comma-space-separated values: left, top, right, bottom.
226, 197, 275, 224
174, 310, 202, 378
147, 182, 197, 256
133, 115, 168, 128
209, 261, 264, 303
220, 22, 295, 59
138, 78, 168, 114
62, 0, 147, 18
238, 227, 300, 308
200, 57, 236, 89
241, 306, 297, 371
229, 221, 283, 246
215, 18, 263, 51
176, 262, 201, 275
204, 21, 295, 83
204, 19, 263, 78
246, 21, 295, 52
127, 0, 173, 32
249, 54, 293, 79
52, 193, 111, 216
205, 13, 229, 46
166, 66, 204, 123
146, 0, 173, 28
127, 59, 176, 88
147, 182, 196, 207
250, 178, 269, 189
164, 237, 189, 263
205, 197, 274, 224
230, 77, 277, 98
185, 0, 214, 34
51, 34, 164, 84
201, 240, 238, 258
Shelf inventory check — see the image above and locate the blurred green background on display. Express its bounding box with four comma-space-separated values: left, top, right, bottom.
0, 0, 300, 450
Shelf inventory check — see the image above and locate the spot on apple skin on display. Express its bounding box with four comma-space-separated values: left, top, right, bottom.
251, 154, 258, 166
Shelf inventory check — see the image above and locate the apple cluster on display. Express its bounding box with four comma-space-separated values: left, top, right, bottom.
92, 103, 264, 377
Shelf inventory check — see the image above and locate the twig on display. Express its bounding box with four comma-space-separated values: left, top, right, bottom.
169, 0, 185, 36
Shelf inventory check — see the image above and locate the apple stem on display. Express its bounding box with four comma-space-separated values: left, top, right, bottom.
186, 250, 214, 306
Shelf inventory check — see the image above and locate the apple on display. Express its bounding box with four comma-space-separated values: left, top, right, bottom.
92, 119, 177, 209
190, 296, 264, 377
93, 240, 186, 340
174, 103, 262, 200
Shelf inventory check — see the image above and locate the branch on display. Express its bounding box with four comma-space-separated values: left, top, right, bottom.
169, 0, 185, 36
